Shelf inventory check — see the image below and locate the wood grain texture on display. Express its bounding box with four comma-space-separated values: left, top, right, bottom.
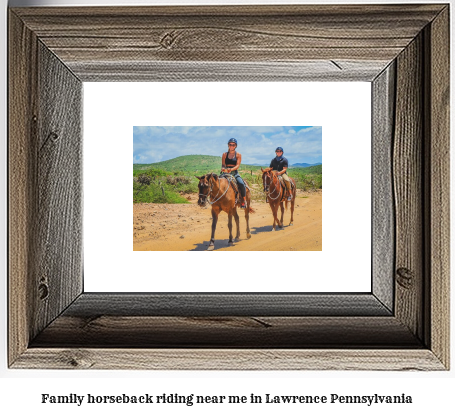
64, 293, 391, 317
31, 316, 421, 349
372, 63, 395, 312
425, 6, 450, 368
71, 60, 388, 82
393, 34, 424, 340
9, 11, 84, 366
8, 11, 38, 366
33, 42, 83, 339
11, 5, 444, 81
13, 349, 445, 371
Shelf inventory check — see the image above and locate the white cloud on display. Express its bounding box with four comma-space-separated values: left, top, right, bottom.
133, 126, 322, 165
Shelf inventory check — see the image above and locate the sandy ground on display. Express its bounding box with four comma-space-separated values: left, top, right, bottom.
133, 189, 322, 251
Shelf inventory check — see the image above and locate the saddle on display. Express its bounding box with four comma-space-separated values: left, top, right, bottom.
276, 175, 294, 202
220, 173, 249, 205
220, 173, 238, 190
220, 173, 239, 200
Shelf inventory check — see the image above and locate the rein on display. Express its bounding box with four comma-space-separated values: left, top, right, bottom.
202, 176, 232, 205
264, 172, 282, 201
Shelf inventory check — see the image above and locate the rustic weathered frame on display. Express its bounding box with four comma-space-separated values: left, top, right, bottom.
8, 5, 449, 370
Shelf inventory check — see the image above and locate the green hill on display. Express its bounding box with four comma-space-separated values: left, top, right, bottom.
133, 155, 267, 176
292, 164, 322, 175
134, 155, 219, 175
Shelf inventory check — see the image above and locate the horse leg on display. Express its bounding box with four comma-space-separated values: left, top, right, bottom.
233, 209, 241, 241
207, 208, 219, 251
272, 203, 280, 231
245, 191, 251, 239
228, 211, 234, 244
279, 202, 285, 228
270, 203, 276, 231
289, 190, 295, 226
245, 208, 251, 239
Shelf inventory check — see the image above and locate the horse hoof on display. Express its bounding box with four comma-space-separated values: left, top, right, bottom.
207, 245, 214, 251
228, 240, 234, 244
246, 234, 251, 239
235, 237, 240, 242
289, 222, 294, 226
272, 228, 275, 232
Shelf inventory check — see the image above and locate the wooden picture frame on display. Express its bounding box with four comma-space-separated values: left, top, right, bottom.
8, 4, 449, 370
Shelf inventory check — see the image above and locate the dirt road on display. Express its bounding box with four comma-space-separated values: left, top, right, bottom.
133, 190, 322, 251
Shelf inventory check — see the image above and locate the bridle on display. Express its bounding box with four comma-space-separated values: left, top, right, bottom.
263, 171, 282, 201
199, 176, 231, 205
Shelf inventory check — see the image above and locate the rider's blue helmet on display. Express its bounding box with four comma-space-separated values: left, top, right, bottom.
228, 138, 237, 146
276, 146, 284, 153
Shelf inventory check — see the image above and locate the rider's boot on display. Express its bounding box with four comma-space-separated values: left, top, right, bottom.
240, 197, 247, 209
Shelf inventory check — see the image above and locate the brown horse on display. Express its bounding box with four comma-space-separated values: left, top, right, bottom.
196, 173, 253, 251
261, 169, 296, 231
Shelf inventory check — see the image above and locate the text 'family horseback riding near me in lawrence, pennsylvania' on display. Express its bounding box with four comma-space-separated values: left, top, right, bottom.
133, 126, 322, 252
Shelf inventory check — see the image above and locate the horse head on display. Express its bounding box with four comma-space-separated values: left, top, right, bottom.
195, 173, 218, 207
261, 168, 273, 192
196, 174, 210, 206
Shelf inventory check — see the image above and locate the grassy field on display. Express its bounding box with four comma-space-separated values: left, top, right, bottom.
133, 155, 322, 203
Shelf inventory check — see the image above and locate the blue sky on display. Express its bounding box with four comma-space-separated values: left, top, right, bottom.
133, 126, 322, 165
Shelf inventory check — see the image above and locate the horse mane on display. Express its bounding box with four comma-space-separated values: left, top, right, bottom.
207, 172, 219, 180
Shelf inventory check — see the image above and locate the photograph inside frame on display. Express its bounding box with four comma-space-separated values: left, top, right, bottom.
133, 126, 322, 252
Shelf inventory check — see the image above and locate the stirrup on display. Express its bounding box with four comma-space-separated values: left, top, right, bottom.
240, 201, 247, 209
287, 194, 292, 201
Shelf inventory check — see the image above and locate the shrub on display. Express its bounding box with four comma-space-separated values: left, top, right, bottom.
133, 181, 189, 204
166, 175, 191, 185
137, 174, 151, 185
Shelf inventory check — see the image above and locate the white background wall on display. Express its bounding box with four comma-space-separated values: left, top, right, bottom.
1, 1, 453, 414
84, 82, 371, 293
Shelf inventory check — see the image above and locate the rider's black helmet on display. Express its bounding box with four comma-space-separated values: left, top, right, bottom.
276, 146, 284, 153
228, 138, 238, 146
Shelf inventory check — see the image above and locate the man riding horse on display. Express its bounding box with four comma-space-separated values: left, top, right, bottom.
263, 147, 293, 201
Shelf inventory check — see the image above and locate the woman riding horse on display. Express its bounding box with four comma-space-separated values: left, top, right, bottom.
221, 138, 247, 208
195, 138, 252, 250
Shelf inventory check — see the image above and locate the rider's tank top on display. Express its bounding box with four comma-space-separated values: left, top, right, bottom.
225, 151, 237, 167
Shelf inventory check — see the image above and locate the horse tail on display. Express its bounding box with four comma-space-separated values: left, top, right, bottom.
248, 206, 255, 214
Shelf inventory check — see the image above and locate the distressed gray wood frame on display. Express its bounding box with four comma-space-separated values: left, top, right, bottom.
8, 5, 449, 370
